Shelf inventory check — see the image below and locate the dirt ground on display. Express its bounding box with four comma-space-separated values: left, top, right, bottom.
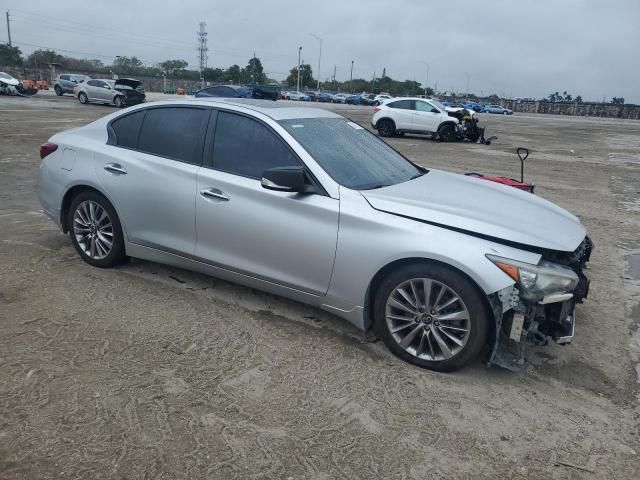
1, 92, 639, 479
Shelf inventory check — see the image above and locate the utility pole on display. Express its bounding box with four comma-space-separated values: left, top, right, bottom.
420, 61, 429, 97
309, 33, 322, 91
297, 46, 302, 92
6, 10, 11, 47
197, 22, 208, 89
252, 51, 256, 85
332, 65, 336, 88
349, 60, 354, 93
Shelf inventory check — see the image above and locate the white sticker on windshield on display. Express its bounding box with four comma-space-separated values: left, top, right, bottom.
347, 121, 364, 130
291, 124, 304, 128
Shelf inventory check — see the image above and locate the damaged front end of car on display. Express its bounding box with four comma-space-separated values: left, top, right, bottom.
486, 236, 593, 371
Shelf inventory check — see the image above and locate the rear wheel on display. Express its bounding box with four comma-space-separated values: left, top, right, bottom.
67, 191, 127, 268
438, 123, 457, 142
54, 85, 63, 96
78, 92, 88, 104
377, 118, 396, 137
374, 263, 489, 371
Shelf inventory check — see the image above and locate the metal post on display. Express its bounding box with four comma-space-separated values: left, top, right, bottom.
6, 11, 11, 47
252, 51, 256, 85
310, 33, 322, 91
349, 60, 353, 93
421, 61, 429, 97
297, 46, 302, 92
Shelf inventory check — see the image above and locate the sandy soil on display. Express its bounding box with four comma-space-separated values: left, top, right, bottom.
1, 92, 639, 479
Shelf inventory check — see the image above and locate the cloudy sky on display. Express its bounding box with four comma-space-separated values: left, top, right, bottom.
5, 0, 639, 102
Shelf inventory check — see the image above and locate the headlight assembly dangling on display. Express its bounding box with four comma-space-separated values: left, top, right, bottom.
486, 254, 579, 302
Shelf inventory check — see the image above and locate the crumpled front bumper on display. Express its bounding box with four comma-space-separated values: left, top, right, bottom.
487, 237, 592, 372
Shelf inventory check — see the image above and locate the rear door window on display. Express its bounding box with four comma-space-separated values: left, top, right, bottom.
210, 111, 300, 178
388, 100, 414, 110
137, 107, 210, 165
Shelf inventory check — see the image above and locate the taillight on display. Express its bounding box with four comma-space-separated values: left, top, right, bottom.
374, 107, 381, 113
40, 143, 58, 159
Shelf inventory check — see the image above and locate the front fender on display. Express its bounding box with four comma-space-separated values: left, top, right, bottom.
324, 188, 540, 325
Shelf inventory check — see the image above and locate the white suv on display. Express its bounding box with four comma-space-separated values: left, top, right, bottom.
372, 97, 462, 141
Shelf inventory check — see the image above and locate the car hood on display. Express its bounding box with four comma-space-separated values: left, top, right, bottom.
360, 169, 586, 252
0, 73, 20, 86
114, 78, 143, 90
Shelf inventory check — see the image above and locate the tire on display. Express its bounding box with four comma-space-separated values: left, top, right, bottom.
114, 96, 125, 108
78, 92, 88, 104
67, 191, 127, 268
373, 263, 489, 372
503, 111, 508, 115
54, 85, 63, 96
438, 123, 457, 142
377, 118, 396, 137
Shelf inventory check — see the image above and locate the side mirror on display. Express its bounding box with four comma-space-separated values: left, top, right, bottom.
261, 166, 314, 193
431, 108, 440, 113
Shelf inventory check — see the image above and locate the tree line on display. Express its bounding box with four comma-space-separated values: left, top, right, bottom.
0, 44, 629, 102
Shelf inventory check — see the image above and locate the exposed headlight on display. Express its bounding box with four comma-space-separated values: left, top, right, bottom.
486, 255, 579, 301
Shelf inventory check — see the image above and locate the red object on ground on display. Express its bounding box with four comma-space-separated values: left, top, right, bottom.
468, 174, 535, 193
176, 87, 185, 95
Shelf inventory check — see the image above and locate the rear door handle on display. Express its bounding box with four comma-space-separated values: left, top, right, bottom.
104, 163, 127, 175
200, 188, 229, 201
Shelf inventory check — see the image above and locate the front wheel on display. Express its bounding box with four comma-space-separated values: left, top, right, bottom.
78, 92, 88, 104
67, 191, 127, 268
377, 119, 396, 137
438, 123, 457, 142
374, 263, 489, 371
503, 111, 508, 115
114, 96, 125, 108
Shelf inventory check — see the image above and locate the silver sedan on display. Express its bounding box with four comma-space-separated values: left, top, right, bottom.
38, 98, 592, 371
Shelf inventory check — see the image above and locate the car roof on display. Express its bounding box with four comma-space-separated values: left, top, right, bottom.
143, 98, 342, 121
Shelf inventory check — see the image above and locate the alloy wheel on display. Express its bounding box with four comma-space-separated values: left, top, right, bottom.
72, 200, 114, 260
385, 278, 471, 361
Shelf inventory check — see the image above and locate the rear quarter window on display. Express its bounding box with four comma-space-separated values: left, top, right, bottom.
109, 110, 145, 149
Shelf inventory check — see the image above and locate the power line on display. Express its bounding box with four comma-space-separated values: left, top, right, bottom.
8, 8, 195, 48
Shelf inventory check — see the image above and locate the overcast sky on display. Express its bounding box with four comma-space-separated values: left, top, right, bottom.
5, 0, 639, 102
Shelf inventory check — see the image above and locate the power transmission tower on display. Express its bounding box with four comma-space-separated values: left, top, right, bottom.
197, 22, 208, 89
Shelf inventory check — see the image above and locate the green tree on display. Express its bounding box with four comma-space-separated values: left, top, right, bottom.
575, 95, 583, 103
0, 44, 23, 66
565, 93, 573, 102
244, 57, 266, 84
159, 59, 188, 77
112, 56, 144, 74
224, 65, 242, 84
611, 97, 625, 105
26, 49, 63, 68
286, 64, 314, 89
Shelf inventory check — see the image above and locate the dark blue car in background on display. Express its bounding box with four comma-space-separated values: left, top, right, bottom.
195, 84, 280, 100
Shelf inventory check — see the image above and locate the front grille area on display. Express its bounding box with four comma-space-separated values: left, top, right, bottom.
542, 236, 593, 302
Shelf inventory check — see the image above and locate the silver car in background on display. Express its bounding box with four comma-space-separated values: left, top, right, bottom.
37, 98, 592, 372
74, 78, 146, 108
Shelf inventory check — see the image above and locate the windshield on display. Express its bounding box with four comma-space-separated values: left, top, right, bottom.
279, 117, 424, 190
430, 99, 446, 110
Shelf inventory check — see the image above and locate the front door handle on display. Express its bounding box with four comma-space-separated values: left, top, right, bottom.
104, 163, 127, 175
200, 188, 229, 201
